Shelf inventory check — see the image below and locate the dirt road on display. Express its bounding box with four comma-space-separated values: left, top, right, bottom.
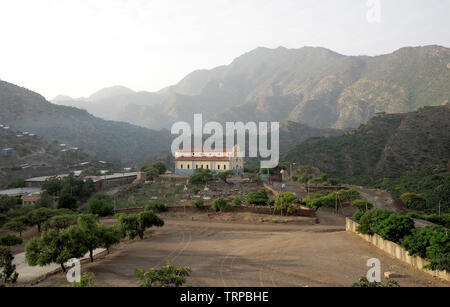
29, 212, 448, 287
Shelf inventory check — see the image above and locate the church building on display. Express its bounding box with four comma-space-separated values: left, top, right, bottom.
174, 145, 244, 175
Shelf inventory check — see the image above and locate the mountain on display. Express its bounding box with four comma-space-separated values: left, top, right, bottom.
54, 45, 450, 131
0, 126, 93, 188
0, 81, 171, 166
283, 105, 450, 213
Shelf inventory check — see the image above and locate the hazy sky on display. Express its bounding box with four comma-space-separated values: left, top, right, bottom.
0, 0, 449, 99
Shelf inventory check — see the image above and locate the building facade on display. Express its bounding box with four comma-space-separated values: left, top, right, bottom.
174, 145, 244, 175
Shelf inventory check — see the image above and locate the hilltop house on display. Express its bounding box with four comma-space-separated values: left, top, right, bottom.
174, 145, 244, 175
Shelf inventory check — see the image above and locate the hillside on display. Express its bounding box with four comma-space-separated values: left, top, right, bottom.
0, 127, 91, 188
284, 105, 450, 213
54, 45, 450, 131
0, 81, 171, 166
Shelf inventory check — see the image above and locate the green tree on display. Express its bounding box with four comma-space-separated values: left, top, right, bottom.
211, 197, 231, 212
0, 235, 23, 247
86, 194, 114, 217
43, 214, 78, 230
189, 169, 213, 185
152, 162, 167, 175
25, 227, 87, 272
77, 214, 103, 262
98, 225, 122, 254
145, 201, 168, 213
216, 171, 233, 183
116, 211, 164, 240
0, 247, 18, 284
42, 176, 63, 196
351, 199, 374, 213
246, 189, 269, 205
4, 217, 28, 237
27, 208, 55, 232
0, 195, 20, 214
274, 192, 297, 216
58, 194, 78, 210
7, 178, 25, 189
135, 262, 191, 287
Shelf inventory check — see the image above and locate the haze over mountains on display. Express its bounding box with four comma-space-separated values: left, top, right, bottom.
54, 45, 450, 130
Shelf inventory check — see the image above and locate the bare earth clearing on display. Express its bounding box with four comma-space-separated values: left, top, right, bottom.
28, 210, 449, 287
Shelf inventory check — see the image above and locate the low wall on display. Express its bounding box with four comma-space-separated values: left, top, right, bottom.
115, 204, 316, 218
346, 218, 449, 282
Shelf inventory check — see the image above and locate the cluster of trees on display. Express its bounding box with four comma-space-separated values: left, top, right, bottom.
42, 174, 96, 210
25, 214, 122, 272
302, 189, 360, 210
246, 189, 270, 205
189, 169, 214, 185
3, 207, 78, 237
353, 209, 449, 271
25, 207, 165, 273
141, 162, 167, 180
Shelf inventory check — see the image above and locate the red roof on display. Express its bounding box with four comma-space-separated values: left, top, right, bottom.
176, 157, 230, 162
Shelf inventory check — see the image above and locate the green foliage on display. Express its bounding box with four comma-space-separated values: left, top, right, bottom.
191, 188, 200, 195
189, 169, 213, 185
142, 162, 167, 176
0, 247, 18, 284
246, 189, 269, 205
0, 235, 23, 247
400, 193, 426, 210
145, 201, 168, 213
42, 177, 63, 196
86, 194, 114, 217
351, 199, 374, 212
135, 262, 191, 287
70, 272, 96, 287
308, 173, 328, 184
232, 197, 242, 207
352, 276, 400, 288
4, 217, 28, 236
77, 214, 104, 262
191, 200, 204, 209
25, 227, 88, 272
293, 165, 315, 183
0, 195, 21, 214
7, 178, 25, 189
0, 214, 8, 227
353, 211, 364, 223
304, 189, 360, 210
211, 197, 231, 212
216, 171, 233, 183
116, 211, 164, 240
274, 192, 297, 216
357, 209, 415, 243
27, 207, 55, 232
58, 194, 79, 210
43, 214, 78, 230
98, 225, 122, 254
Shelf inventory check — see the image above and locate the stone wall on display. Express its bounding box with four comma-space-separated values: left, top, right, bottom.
346, 218, 449, 282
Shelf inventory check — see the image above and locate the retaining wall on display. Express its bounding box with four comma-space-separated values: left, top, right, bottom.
346, 218, 449, 282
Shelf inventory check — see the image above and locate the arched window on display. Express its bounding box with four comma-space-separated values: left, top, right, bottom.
224, 165, 227, 170
181, 164, 184, 169
196, 165, 199, 169
206, 165, 209, 169
187, 164, 190, 169
218, 165, 221, 170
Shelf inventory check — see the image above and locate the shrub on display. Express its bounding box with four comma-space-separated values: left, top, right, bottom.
352, 276, 400, 288
70, 272, 96, 287
135, 262, 191, 287
353, 212, 364, 223
86, 194, 114, 217
145, 201, 168, 213
376, 214, 415, 243
191, 200, 204, 209
351, 199, 374, 212
246, 189, 269, 205
232, 197, 242, 207
357, 209, 393, 236
211, 197, 231, 212
58, 194, 79, 211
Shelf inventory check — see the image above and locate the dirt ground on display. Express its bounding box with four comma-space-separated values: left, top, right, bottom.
27, 210, 449, 288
